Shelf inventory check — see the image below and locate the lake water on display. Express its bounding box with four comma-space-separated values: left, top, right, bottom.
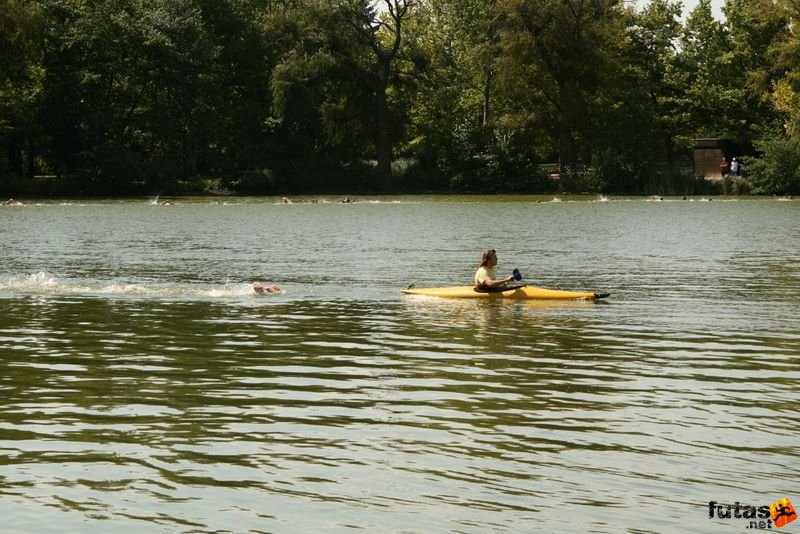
0, 196, 798, 532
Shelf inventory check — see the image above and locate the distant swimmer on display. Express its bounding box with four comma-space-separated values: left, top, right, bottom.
161, 200, 175, 206
253, 282, 282, 294
2, 198, 22, 206
281, 197, 291, 204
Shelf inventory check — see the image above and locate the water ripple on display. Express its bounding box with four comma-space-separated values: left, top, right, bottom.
1, 199, 799, 532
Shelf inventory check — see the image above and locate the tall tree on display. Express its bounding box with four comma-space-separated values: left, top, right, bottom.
268, 0, 369, 188
498, 0, 626, 189
672, 0, 746, 145
429, 0, 500, 127
331, 0, 414, 185
192, 0, 273, 181
724, 0, 787, 116
270, 0, 415, 187
401, 0, 503, 188
742, 0, 800, 194
38, 0, 222, 191
564, 0, 684, 193
0, 0, 45, 180
617, 0, 684, 180
760, 0, 799, 136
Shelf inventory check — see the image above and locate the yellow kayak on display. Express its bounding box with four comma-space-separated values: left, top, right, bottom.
401, 285, 609, 300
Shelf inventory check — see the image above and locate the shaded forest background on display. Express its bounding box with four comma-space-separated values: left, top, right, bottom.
2, 0, 800, 195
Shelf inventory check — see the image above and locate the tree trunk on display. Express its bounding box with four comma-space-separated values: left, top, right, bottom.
555, 79, 580, 192
375, 83, 392, 188
482, 70, 494, 127
559, 121, 577, 192
25, 137, 35, 179
8, 138, 23, 178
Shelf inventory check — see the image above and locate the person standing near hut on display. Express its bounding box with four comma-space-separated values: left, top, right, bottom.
730, 158, 740, 177
720, 157, 730, 178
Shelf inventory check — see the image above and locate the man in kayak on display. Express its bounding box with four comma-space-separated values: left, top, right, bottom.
474, 249, 515, 290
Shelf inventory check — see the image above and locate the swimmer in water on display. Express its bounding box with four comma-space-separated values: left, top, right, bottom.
253, 282, 282, 294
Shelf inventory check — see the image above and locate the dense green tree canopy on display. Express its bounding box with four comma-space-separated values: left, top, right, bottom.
1, 0, 798, 195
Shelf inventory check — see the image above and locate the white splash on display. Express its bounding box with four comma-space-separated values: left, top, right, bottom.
0, 273, 282, 299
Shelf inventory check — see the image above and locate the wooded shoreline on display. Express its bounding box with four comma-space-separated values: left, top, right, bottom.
0, 170, 735, 197
2, 0, 800, 196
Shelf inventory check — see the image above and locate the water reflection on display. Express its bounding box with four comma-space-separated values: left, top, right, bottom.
1, 294, 795, 531
1, 198, 799, 532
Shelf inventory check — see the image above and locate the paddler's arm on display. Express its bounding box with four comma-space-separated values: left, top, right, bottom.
480, 274, 515, 288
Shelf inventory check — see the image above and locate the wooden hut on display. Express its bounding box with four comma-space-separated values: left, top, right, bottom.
693, 138, 731, 180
